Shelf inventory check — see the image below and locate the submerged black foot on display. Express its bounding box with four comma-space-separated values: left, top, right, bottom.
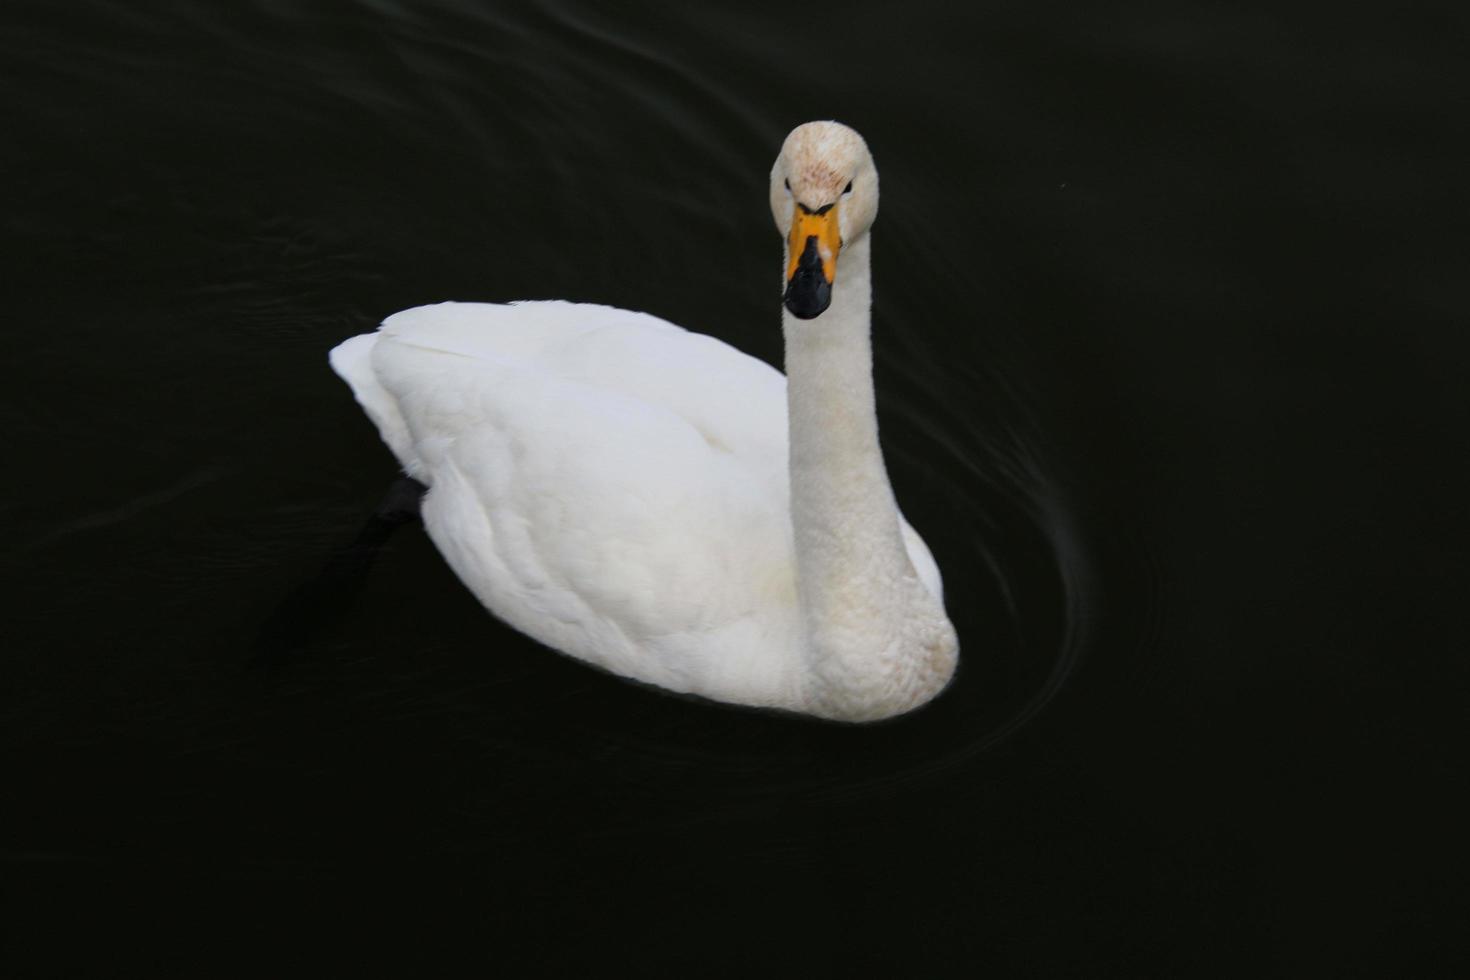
371, 473, 430, 528
252, 475, 428, 665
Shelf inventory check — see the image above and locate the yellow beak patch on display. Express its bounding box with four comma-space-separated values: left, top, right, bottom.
786, 206, 841, 284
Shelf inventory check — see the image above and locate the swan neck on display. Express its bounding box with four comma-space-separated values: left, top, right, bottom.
782, 234, 955, 720
781, 235, 884, 518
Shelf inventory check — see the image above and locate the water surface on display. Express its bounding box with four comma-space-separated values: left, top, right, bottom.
3, 1, 1463, 973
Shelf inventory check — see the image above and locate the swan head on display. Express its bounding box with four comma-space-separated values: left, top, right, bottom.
770, 121, 879, 320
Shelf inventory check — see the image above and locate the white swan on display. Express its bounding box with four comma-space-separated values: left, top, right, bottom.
329, 121, 958, 721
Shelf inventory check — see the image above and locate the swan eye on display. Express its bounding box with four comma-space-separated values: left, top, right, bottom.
784, 178, 791, 192
844, 181, 853, 194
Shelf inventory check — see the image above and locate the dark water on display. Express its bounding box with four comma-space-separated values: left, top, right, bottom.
3, 0, 1465, 973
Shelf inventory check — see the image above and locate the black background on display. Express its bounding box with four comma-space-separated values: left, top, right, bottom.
3, 0, 1465, 975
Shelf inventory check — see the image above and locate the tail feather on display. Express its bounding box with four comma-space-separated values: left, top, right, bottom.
329, 333, 422, 477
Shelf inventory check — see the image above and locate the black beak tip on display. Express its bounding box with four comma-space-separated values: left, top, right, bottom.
784, 234, 833, 319
784, 279, 832, 319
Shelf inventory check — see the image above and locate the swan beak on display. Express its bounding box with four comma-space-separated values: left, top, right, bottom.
784, 207, 840, 319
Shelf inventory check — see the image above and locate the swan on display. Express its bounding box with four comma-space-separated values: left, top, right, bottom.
328, 121, 958, 721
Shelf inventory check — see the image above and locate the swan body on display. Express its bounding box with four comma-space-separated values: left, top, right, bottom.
330, 122, 958, 720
